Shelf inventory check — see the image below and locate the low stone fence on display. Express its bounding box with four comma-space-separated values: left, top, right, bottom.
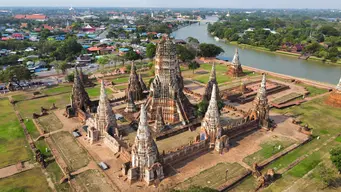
162, 140, 209, 165
223, 120, 259, 139
104, 134, 121, 154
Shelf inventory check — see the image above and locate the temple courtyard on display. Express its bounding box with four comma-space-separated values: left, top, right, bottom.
1, 44, 341, 192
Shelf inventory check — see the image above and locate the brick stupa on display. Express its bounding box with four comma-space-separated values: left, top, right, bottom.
227, 48, 244, 77
326, 77, 341, 107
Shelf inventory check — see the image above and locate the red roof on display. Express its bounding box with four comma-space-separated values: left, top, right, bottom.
14, 14, 47, 20
42, 24, 53, 31
14, 14, 26, 19
88, 47, 101, 52
12, 33, 24, 37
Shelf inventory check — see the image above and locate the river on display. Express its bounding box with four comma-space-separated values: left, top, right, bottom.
171, 16, 341, 84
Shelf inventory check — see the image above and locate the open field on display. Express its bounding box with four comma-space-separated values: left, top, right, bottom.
46, 161, 71, 192
86, 86, 114, 98
232, 97, 341, 191
51, 131, 89, 171
16, 93, 70, 119
0, 168, 51, 192
175, 162, 247, 189
74, 169, 114, 191
0, 98, 32, 168
24, 119, 40, 139
243, 136, 296, 166
42, 85, 72, 95
36, 113, 63, 132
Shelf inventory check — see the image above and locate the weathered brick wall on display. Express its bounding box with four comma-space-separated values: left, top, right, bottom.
162, 140, 209, 165
223, 120, 259, 139
104, 134, 121, 153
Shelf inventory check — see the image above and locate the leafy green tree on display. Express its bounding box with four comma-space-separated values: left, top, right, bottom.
0, 65, 32, 88
177, 45, 195, 62
40, 28, 52, 40
97, 57, 109, 68
66, 73, 74, 82
125, 50, 142, 61
199, 43, 224, 58
53, 37, 82, 61
146, 43, 156, 59
188, 61, 200, 74
52, 60, 68, 74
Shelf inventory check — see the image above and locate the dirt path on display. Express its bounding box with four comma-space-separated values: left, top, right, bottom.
0, 162, 35, 179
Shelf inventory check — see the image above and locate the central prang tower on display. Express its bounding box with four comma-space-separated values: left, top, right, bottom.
145, 37, 194, 126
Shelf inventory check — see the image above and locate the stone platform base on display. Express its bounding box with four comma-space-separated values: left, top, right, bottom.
227, 67, 244, 77
325, 91, 341, 107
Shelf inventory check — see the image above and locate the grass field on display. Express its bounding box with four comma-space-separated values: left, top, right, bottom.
46, 161, 70, 192
243, 136, 296, 166
36, 113, 63, 132
0, 98, 32, 168
16, 93, 70, 119
301, 84, 329, 97
24, 119, 40, 139
0, 168, 51, 192
42, 85, 72, 95
176, 162, 247, 189
75, 169, 114, 191
114, 84, 128, 91
86, 86, 114, 98
51, 131, 89, 171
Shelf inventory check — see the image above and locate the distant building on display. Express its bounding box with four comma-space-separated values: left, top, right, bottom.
14, 14, 47, 21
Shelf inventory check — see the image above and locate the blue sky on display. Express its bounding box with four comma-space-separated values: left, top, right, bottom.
0, 0, 340, 9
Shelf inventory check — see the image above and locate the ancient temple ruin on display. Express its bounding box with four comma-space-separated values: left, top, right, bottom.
86, 80, 118, 143
326, 77, 341, 107
125, 91, 137, 113
126, 62, 144, 101
144, 37, 194, 125
202, 63, 220, 103
128, 105, 164, 185
227, 48, 244, 77
200, 85, 228, 151
65, 67, 93, 121
152, 106, 166, 133
139, 73, 148, 91
247, 74, 271, 128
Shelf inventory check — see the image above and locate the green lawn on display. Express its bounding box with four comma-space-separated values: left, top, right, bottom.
0, 168, 51, 192
12, 93, 30, 101
176, 162, 247, 190
114, 84, 127, 91
299, 84, 328, 97
35, 140, 52, 157
243, 136, 296, 166
112, 75, 129, 85
0, 98, 32, 168
24, 119, 40, 139
36, 113, 63, 132
46, 160, 70, 192
86, 86, 114, 98
42, 85, 72, 95
16, 93, 70, 119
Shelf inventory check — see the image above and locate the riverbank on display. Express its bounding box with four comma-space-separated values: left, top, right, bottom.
226, 41, 341, 65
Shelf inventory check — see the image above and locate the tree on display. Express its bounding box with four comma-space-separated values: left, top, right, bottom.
188, 61, 200, 74
65, 73, 74, 82
52, 37, 82, 61
146, 43, 156, 59
97, 57, 109, 68
199, 43, 224, 58
0, 65, 32, 88
330, 147, 341, 173
52, 60, 68, 74
125, 50, 142, 61
131, 38, 141, 45
176, 45, 195, 62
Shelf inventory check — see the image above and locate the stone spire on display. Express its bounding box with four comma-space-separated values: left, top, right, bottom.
248, 74, 270, 128
202, 84, 220, 134
336, 76, 341, 92
132, 104, 159, 168
139, 73, 148, 91
153, 106, 166, 133
227, 48, 244, 77
232, 48, 241, 67
125, 91, 137, 113
126, 62, 144, 101
144, 37, 194, 124
96, 80, 117, 136
71, 66, 91, 112
202, 63, 220, 103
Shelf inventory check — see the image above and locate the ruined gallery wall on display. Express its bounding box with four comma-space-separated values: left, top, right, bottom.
104, 134, 121, 153
162, 140, 208, 165
223, 120, 259, 139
